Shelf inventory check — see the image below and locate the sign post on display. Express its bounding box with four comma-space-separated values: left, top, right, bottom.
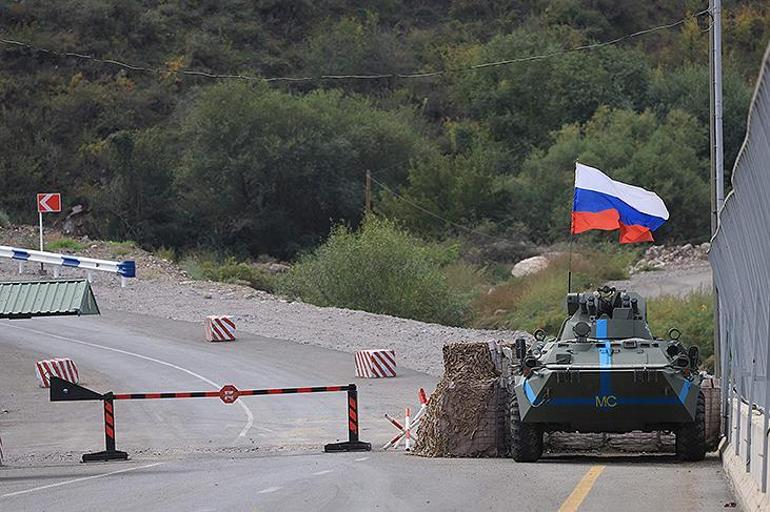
36, 192, 61, 251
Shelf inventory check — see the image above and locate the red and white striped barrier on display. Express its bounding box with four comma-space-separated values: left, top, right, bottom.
354, 349, 397, 378
205, 315, 236, 342
383, 388, 430, 450
35, 358, 79, 388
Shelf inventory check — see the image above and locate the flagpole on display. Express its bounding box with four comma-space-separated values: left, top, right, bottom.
567, 231, 575, 293
568, 162, 577, 294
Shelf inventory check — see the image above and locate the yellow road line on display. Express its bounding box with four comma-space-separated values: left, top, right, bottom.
558, 465, 606, 512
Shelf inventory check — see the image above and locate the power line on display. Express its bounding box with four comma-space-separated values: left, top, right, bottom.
0, 9, 710, 83
369, 175, 516, 246
468, 8, 710, 70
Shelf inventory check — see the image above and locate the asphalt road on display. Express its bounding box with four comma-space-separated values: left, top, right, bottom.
0, 311, 736, 511
608, 264, 712, 298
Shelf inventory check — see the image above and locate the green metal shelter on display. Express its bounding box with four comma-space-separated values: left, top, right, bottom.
0, 279, 100, 319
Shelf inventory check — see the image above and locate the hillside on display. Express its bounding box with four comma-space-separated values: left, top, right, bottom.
1, 1, 769, 259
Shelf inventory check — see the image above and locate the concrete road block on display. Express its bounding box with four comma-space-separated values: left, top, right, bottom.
205, 315, 236, 342
35, 358, 79, 387
355, 349, 397, 378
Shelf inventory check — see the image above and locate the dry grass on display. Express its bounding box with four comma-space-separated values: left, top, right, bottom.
473, 249, 634, 334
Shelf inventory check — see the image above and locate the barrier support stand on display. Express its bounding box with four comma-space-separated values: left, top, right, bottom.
82, 393, 129, 462
324, 385, 371, 452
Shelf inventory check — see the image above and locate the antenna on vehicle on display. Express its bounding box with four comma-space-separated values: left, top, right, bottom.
567, 163, 577, 293
567, 231, 574, 294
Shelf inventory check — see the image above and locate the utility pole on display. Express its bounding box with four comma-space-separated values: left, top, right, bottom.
365, 170, 372, 214
709, 0, 724, 377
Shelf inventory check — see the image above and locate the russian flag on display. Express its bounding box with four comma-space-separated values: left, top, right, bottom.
572, 162, 669, 244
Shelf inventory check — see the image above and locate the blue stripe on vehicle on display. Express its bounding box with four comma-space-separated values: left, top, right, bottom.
547, 396, 680, 407
678, 379, 691, 403
61, 257, 80, 267
12, 250, 29, 261
598, 342, 612, 397
618, 396, 680, 406
550, 397, 596, 406
596, 318, 608, 339
523, 379, 538, 404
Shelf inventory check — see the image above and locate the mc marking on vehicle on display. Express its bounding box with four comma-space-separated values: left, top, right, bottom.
595, 395, 618, 408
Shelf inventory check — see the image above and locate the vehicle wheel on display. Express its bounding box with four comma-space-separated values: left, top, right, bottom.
675, 391, 706, 461
510, 389, 543, 462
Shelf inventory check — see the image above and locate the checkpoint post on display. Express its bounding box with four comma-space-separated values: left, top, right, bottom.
49, 376, 371, 462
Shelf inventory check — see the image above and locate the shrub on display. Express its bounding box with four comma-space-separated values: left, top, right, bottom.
155, 247, 176, 262
0, 210, 10, 228
182, 255, 276, 292
443, 262, 492, 304
277, 216, 468, 326
648, 291, 714, 367
106, 240, 137, 257
48, 238, 86, 252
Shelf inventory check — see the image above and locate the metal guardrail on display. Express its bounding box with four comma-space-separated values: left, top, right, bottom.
710, 42, 770, 493
0, 245, 136, 287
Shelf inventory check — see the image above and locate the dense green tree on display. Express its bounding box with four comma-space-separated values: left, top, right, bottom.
89, 128, 179, 247
303, 16, 416, 94
650, 64, 752, 174
379, 123, 513, 236
448, 27, 652, 159
532, 0, 687, 39
175, 83, 436, 256
512, 107, 709, 243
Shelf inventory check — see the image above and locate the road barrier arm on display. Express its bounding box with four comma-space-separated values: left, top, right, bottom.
112, 385, 351, 400
0, 245, 136, 287
48, 377, 370, 461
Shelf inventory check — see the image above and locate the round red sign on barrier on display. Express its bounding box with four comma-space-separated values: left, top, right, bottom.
219, 384, 240, 404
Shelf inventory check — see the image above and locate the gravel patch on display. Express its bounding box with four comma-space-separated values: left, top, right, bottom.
95, 279, 528, 376
607, 263, 712, 298
0, 255, 527, 376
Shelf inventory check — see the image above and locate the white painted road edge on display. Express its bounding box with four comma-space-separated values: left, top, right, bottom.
4, 323, 255, 442
1, 462, 164, 498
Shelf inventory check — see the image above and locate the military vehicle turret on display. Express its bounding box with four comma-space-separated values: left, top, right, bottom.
508, 286, 706, 462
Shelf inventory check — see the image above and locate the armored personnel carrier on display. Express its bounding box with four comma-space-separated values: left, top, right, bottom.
509, 286, 706, 462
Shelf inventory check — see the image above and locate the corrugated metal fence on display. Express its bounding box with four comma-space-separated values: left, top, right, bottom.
710, 42, 770, 492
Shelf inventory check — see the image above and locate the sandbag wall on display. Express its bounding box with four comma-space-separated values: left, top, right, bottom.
414, 342, 510, 458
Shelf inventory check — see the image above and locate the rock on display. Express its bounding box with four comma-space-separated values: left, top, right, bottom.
203, 293, 213, 299
511, 255, 550, 277
630, 243, 709, 274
